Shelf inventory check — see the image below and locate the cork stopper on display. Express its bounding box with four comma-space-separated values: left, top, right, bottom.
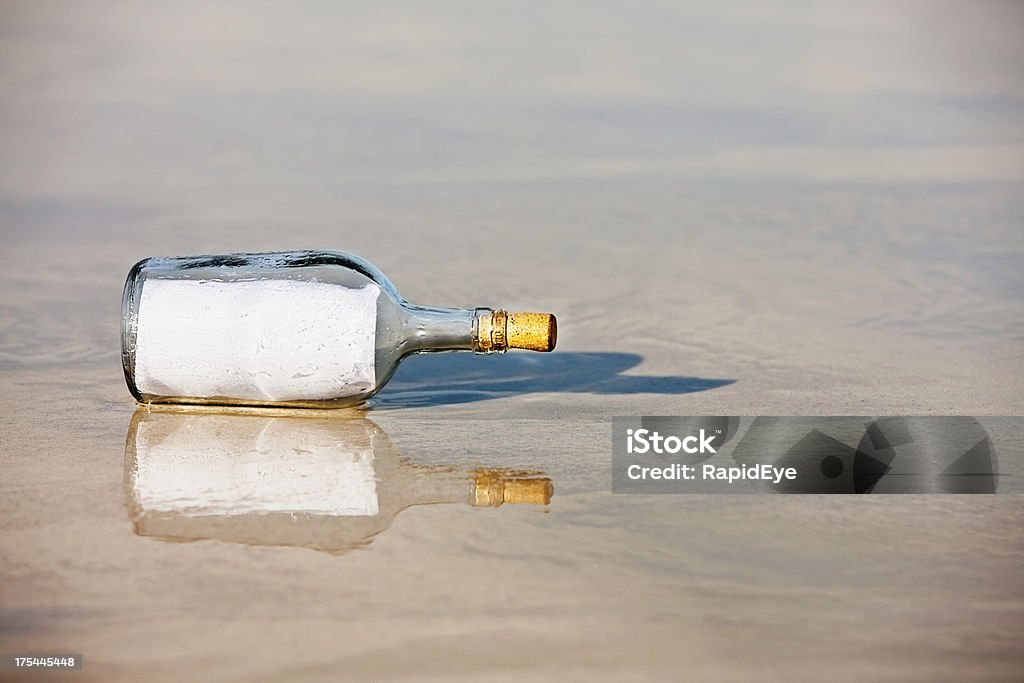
472, 469, 554, 507
476, 310, 557, 353
508, 312, 557, 351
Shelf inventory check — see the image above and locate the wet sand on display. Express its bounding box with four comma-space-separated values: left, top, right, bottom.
2, 2, 1023, 681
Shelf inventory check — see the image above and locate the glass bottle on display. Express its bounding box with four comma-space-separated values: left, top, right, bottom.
124, 408, 554, 554
121, 250, 557, 408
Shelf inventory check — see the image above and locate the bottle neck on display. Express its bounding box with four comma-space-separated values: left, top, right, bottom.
400, 305, 480, 354
401, 468, 474, 507
398, 305, 556, 355
400, 467, 554, 508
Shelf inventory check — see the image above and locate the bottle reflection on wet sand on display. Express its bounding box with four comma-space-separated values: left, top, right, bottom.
123, 407, 553, 554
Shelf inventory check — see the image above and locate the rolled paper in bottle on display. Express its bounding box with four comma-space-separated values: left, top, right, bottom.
134, 279, 380, 402
131, 414, 380, 516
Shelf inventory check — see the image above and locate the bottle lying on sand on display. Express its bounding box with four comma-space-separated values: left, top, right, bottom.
121, 250, 557, 408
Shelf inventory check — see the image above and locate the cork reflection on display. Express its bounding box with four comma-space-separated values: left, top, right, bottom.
123, 407, 553, 554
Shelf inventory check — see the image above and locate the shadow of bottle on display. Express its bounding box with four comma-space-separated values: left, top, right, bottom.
123, 407, 553, 555
372, 351, 735, 408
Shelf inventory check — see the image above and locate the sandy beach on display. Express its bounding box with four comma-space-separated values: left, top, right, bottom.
1, 2, 1023, 681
